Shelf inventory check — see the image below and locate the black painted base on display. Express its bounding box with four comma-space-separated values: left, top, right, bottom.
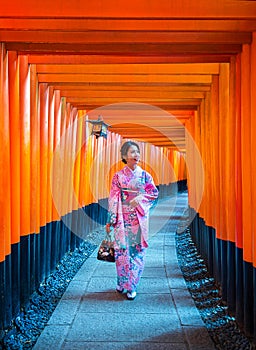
190, 213, 255, 340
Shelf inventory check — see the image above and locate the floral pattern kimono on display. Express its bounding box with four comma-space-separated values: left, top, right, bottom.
107, 165, 158, 292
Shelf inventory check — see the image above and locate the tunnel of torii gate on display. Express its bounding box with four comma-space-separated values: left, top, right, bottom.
0, 0, 256, 344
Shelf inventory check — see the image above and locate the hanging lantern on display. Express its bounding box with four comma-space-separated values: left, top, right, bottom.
86, 115, 110, 139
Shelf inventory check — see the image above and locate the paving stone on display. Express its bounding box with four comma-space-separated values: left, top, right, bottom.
61, 341, 188, 350
139, 277, 170, 294
142, 267, 167, 278
72, 258, 98, 281
66, 313, 184, 343
61, 281, 88, 300
182, 326, 216, 350
171, 288, 204, 327
166, 271, 188, 290
79, 292, 179, 316
33, 325, 70, 350
93, 262, 117, 277
164, 253, 179, 265
85, 276, 117, 293
144, 255, 164, 267
47, 299, 81, 325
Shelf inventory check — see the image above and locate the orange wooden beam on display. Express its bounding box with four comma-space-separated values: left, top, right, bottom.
60, 91, 205, 99
36, 63, 220, 75
37, 73, 213, 84
1, 18, 256, 32
66, 98, 202, 106
51, 85, 211, 92
5, 42, 242, 55
28, 54, 232, 64
1, 31, 251, 45
1, 0, 256, 18
80, 104, 198, 111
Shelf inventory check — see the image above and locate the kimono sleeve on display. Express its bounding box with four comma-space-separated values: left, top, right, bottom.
106, 173, 121, 225
136, 172, 158, 216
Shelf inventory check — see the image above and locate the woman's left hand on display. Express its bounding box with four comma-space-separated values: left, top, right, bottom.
129, 198, 138, 208
106, 223, 112, 233
130, 195, 142, 208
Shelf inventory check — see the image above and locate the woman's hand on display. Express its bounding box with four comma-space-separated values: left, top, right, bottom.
129, 194, 143, 208
129, 197, 139, 208
106, 223, 112, 234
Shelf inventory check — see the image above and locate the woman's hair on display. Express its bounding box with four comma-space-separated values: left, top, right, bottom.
120, 141, 140, 164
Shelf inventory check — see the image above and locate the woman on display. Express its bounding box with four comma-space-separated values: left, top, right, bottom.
106, 141, 159, 300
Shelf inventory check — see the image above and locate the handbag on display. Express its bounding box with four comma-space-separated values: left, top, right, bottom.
97, 234, 115, 262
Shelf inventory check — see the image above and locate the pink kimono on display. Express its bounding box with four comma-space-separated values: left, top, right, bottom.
107, 165, 158, 292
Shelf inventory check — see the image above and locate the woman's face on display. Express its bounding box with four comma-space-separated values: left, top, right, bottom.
125, 145, 140, 168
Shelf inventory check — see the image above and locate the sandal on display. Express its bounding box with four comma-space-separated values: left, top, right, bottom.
116, 285, 124, 293
127, 291, 136, 300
